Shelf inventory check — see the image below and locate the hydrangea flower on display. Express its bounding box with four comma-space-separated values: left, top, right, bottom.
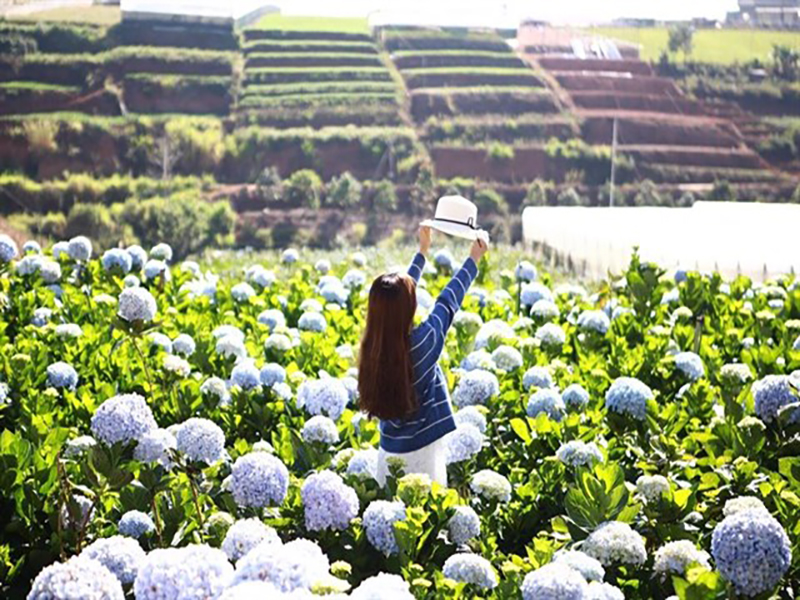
342, 269, 366, 289
347, 448, 379, 480
454, 406, 487, 433
653, 540, 711, 576
445, 423, 484, 464
149, 332, 173, 354
531, 299, 560, 320
516, 261, 537, 282
340, 376, 358, 404
246, 265, 275, 288
527, 389, 565, 421
582, 521, 647, 566
176, 418, 225, 464
91, 393, 157, 446
636, 475, 670, 503
68, 236, 92, 261
119, 510, 156, 539
231, 362, 262, 391
575, 310, 609, 336
712, 509, 791, 597
587, 581, 625, 600
351, 573, 413, 600
28, 555, 124, 600
265, 333, 292, 353
460, 350, 495, 372
523, 366, 554, 390
298, 311, 327, 333
363, 500, 406, 556
556, 441, 604, 468
674, 351, 705, 381
320, 280, 349, 305
134, 545, 233, 600
535, 323, 566, 347
126, 245, 147, 270
101, 249, 133, 275
150, 243, 173, 262
54, 323, 82, 339
443, 554, 497, 589
474, 319, 515, 350
231, 282, 256, 303
491, 345, 523, 372
217, 335, 248, 360
172, 334, 195, 357
0, 234, 18, 263
314, 259, 331, 274
222, 518, 280, 562
553, 550, 605, 581
281, 248, 299, 264
605, 377, 653, 421
118, 287, 157, 323
433, 249, 454, 270
562, 384, 589, 410
61, 495, 94, 530
231, 452, 289, 508
470, 470, 511, 502
258, 309, 286, 332
31, 307, 52, 327
723, 496, 768, 517
259, 363, 286, 387
448, 506, 481, 545
143, 259, 170, 282
752, 375, 798, 423
453, 311, 483, 336
201, 377, 231, 406
64, 435, 96, 458
230, 538, 329, 592
297, 379, 349, 420
302, 415, 339, 445
40, 260, 61, 283
521, 282, 554, 307
46, 362, 79, 390
163, 355, 191, 378
80, 535, 145, 585
453, 370, 500, 407
302, 471, 359, 531
521, 563, 588, 600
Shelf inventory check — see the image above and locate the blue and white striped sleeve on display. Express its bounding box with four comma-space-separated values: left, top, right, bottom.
422, 257, 478, 338
407, 252, 426, 284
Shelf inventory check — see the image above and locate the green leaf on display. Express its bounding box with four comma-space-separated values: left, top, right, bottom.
510, 418, 531, 444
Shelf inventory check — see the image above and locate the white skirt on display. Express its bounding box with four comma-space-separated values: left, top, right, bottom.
376, 436, 448, 487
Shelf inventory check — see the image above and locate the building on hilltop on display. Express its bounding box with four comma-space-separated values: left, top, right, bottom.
727, 0, 800, 28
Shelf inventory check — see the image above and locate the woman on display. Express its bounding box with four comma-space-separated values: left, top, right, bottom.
358, 226, 488, 486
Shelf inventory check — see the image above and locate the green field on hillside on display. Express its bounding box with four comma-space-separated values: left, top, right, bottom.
9, 5, 120, 25
251, 14, 369, 34
587, 27, 800, 64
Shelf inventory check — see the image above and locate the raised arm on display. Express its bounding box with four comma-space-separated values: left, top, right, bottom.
408, 225, 432, 284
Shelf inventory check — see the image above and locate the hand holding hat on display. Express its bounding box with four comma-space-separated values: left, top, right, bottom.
420, 195, 488, 241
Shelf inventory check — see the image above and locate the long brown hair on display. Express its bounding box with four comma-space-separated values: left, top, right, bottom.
358, 272, 418, 420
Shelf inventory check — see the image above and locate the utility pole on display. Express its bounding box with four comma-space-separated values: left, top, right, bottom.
609, 117, 618, 207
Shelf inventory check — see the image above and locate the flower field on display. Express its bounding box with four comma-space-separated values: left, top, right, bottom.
1, 234, 799, 599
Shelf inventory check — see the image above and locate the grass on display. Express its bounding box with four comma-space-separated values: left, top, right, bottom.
241, 81, 397, 97
245, 67, 393, 84
0, 81, 79, 92
239, 93, 399, 108
250, 14, 369, 34
243, 40, 378, 54
587, 27, 800, 64
9, 6, 120, 26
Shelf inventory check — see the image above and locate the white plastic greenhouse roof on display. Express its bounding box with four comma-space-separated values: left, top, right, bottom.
121, 0, 277, 26
522, 202, 800, 281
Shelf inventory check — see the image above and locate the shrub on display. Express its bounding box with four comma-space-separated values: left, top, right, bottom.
525, 179, 552, 207
557, 187, 585, 206
256, 166, 282, 187
473, 188, 508, 215
65, 204, 126, 250
372, 180, 397, 212
326, 172, 363, 208
633, 180, 663, 206
708, 180, 737, 202
486, 142, 515, 162
165, 118, 225, 175
21, 120, 59, 156
285, 170, 323, 209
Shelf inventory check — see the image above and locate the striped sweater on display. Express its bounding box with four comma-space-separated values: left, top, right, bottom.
379, 252, 479, 453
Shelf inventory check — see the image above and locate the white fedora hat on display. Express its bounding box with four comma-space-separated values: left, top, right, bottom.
421, 195, 488, 241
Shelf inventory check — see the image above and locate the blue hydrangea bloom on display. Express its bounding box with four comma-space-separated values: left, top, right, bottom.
712, 509, 791, 597
134, 428, 176, 468
119, 510, 155, 539
536, 323, 566, 346
347, 448, 379, 481
320, 281, 349, 305
578, 310, 611, 335
281, 248, 299, 264
553, 550, 605, 581
148, 332, 173, 354
46, 362, 78, 390
31, 307, 52, 327
434, 249, 455, 270
587, 582, 624, 600
582, 521, 647, 566
143, 259, 169, 282
562, 384, 590, 410
340, 375, 358, 404
40, 260, 61, 283
445, 424, 484, 464
231, 452, 289, 508
674, 352, 705, 381
231, 282, 256, 303
222, 518, 280, 562
448, 506, 481, 545
231, 362, 262, 391
314, 259, 331, 274
527, 389, 565, 421
91, 393, 157, 446
454, 406, 487, 433
298, 311, 327, 333
118, 287, 157, 323
175, 418, 225, 464
474, 319, 515, 350
22, 240, 41, 254
605, 377, 653, 421
28, 555, 124, 600
491, 345, 523, 372
351, 573, 413, 599
460, 350, 495, 372
556, 441, 604, 468
301, 470, 359, 531
149, 243, 173, 262
101, 249, 133, 275
752, 375, 799, 423
217, 335, 248, 360
531, 299, 560, 320
523, 366, 554, 390
363, 500, 406, 556
172, 334, 196, 357
260, 363, 286, 387
453, 370, 500, 408
297, 379, 349, 420
470, 470, 512, 502
521, 563, 589, 600
521, 282, 554, 307
230, 538, 329, 592
80, 535, 145, 585
301, 415, 339, 445
416, 287, 434, 310
134, 545, 232, 600
201, 377, 231, 406
67, 236, 92, 261
16, 255, 42, 276
257, 309, 286, 332
126, 245, 147, 270
515, 261, 537, 282
343, 269, 366, 289
0, 234, 19, 263
443, 554, 497, 589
